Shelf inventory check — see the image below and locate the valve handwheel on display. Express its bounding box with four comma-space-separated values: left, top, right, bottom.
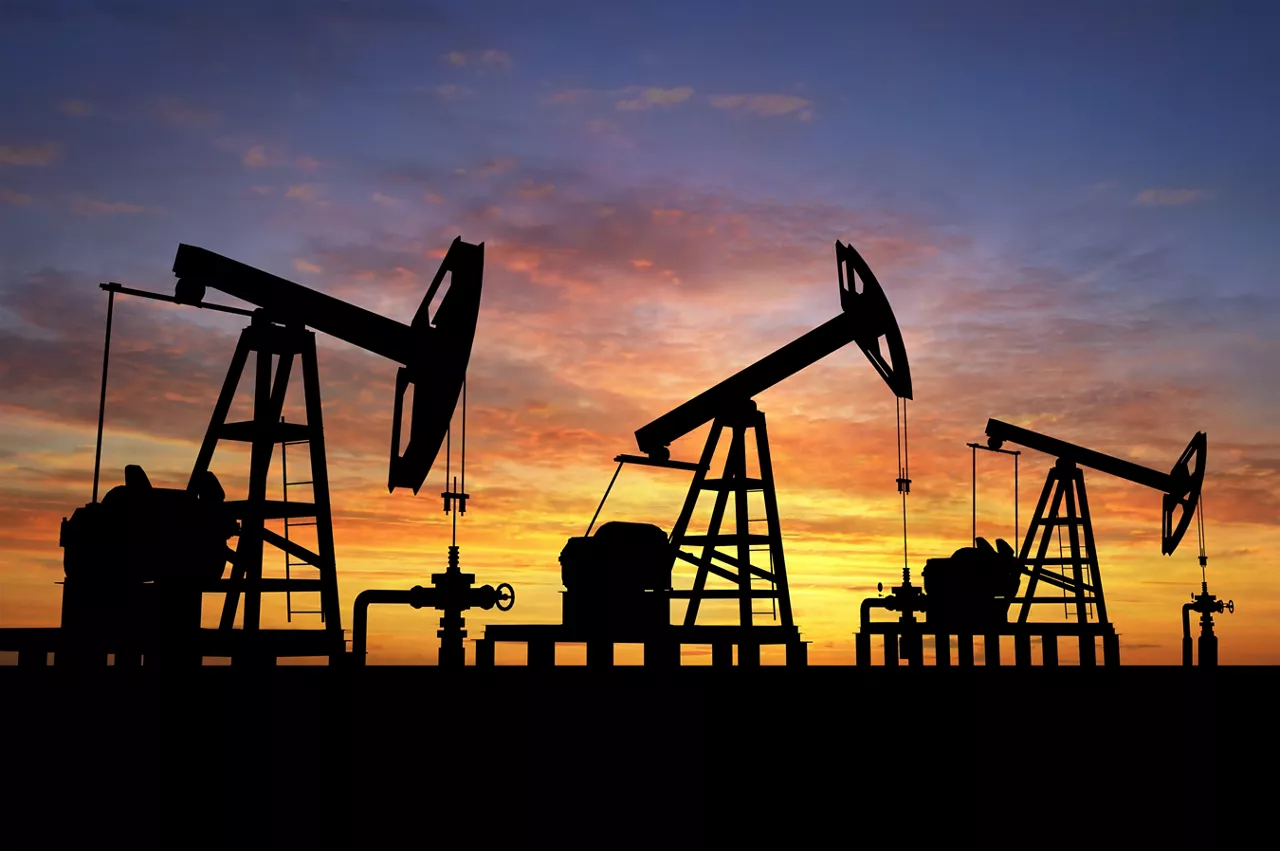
496, 583, 515, 612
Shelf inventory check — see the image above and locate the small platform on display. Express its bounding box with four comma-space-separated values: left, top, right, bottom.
476, 623, 808, 667
855, 620, 1120, 666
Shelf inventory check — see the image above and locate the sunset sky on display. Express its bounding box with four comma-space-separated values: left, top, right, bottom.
1, 0, 1277, 665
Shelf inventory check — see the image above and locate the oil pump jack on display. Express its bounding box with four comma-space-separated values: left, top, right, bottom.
50, 236, 513, 666
478, 241, 912, 667
860, 417, 1223, 666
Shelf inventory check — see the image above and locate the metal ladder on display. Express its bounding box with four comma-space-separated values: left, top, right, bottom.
281, 416, 324, 623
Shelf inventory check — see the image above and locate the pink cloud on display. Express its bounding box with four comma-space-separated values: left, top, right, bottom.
243, 145, 269, 168
709, 93, 815, 119
1133, 188, 1209, 207
70, 197, 145, 215
616, 86, 694, 111
285, 184, 324, 203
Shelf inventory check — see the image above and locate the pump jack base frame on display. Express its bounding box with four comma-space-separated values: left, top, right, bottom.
0, 625, 346, 666
476, 624, 808, 667
854, 620, 1120, 667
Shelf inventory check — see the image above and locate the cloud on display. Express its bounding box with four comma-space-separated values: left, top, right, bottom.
292, 258, 323, 273
546, 89, 591, 106
243, 145, 269, 167
433, 83, 473, 99
515, 180, 556, 200
479, 157, 517, 176
442, 49, 511, 68
154, 97, 218, 127
0, 189, 33, 205
1132, 188, 1209, 207
58, 100, 95, 117
0, 143, 60, 166
70, 197, 145, 215
616, 86, 694, 111
709, 93, 815, 119
285, 184, 324, 203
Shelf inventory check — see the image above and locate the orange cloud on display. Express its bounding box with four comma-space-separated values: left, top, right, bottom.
710, 93, 814, 120
1133, 188, 1209, 207
616, 86, 694, 111
0, 143, 60, 166
243, 145, 269, 167
285, 184, 324, 203
70, 197, 145, 215
0, 188, 32, 205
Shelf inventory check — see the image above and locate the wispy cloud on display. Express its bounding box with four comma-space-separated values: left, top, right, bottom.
154, 97, 218, 127
0, 142, 60, 166
0, 188, 33, 205
514, 180, 556, 200
616, 86, 694, 111
479, 157, 518, 176
285, 184, 324, 203
433, 83, 473, 99
546, 89, 591, 106
70, 197, 145, 216
441, 49, 512, 68
57, 99, 95, 117
709, 93, 814, 120
1132, 188, 1209, 207
243, 145, 269, 168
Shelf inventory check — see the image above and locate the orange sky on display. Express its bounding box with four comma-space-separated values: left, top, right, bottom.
1, 220, 1275, 665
